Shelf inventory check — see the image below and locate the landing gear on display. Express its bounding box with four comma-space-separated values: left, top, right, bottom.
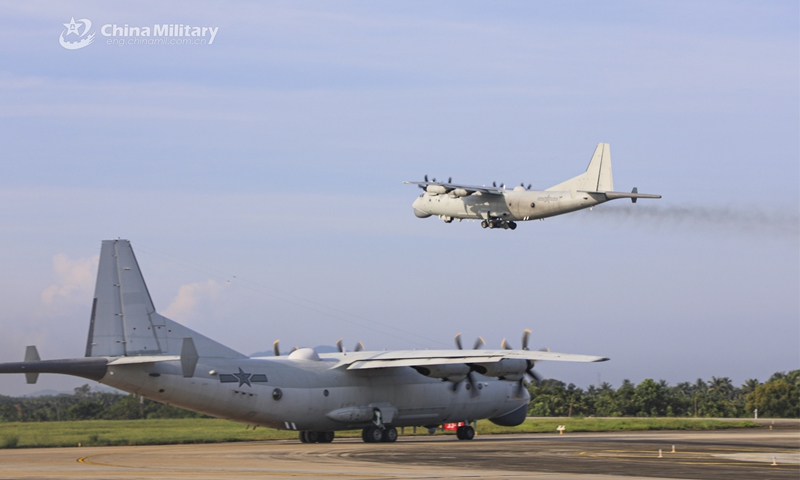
361, 425, 385, 443
299, 431, 335, 443
381, 426, 398, 442
484, 219, 517, 230
456, 425, 475, 441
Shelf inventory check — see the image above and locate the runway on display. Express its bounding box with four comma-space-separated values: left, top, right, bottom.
0, 428, 796, 479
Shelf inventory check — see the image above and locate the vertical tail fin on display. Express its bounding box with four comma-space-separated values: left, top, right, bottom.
546, 143, 614, 192
85, 240, 244, 359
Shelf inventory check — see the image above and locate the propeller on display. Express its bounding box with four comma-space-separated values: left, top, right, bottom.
514, 361, 543, 398
501, 329, 543, 397
273, 340, 280, 356
448, 177, 452, 184
291, 346, 299, 353
424, 174, 428, 182
493, 181, 497, 187
336, 338, 344, 353
527, 184, 532, 190
451, 333, 484, 399
432, 177, 436, 183
454, 332, 485, 350
354, 341, 365, 352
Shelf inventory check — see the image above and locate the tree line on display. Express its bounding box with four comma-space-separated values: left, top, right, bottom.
526, 370, 799, 418
0, 384, 206, 422
0, 370, 796, 422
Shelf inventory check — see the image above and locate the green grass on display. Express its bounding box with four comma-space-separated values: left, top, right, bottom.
0, 417, 760, 449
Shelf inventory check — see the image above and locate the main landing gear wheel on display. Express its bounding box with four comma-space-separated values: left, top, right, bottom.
456, 425, 475, 440
300, 431, 335, 443
481, 220, 488, 229
362, 426, 384, 443
381, 426, 398, 443
508, 221, 517, 230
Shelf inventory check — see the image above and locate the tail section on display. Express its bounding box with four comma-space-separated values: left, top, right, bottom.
546, 143, 614, 192
85, 240, 244, 359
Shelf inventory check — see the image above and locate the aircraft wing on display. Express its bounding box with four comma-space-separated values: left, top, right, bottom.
403, 181, 504, 196
335, 349, 608, 371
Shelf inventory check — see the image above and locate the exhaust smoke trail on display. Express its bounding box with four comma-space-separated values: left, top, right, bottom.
586, 204, 800, 238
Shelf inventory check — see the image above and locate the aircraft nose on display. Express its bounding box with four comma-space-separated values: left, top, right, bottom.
412, 197, 431, 218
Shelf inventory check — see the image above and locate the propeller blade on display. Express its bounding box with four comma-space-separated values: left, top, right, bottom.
522, 329, 531, 351
273, 340, 280, 357
520, 182, 524, 187
501, 183, 505, 189
493, 181, 497, 187
473, 337, 485, 350
527, 184, 532, 190
526, 361, 543, 384
454, 332, 463, 350
291, 346, 299, 353
514, 379, 526, 398
424, 174, 428, 182
336, 338, 344, 353
448, 177, 452, 184
354, 341, 364, 352
432, 177, 436, 183
466, 372, 480, 399
501, 338, 512, 350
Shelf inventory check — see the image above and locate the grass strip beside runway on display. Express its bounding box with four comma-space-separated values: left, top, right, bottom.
0, 417, 759, 449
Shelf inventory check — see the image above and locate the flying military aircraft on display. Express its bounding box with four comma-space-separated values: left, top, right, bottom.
0, 240, 608, 443
405, 143, 661, 230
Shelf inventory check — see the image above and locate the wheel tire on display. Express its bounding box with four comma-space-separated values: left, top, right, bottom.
364, 426, 383, 443
299, 431, 308, 443
456, 427, 465, 440
319, 431, 335, 443
463, 426, 475, 440
381, 427, 398, 443
481, 220, 488, 228
502, 222, 509, 229
306, 431, 319, 443
509, 222, 517, 230
488, 222, 495, 229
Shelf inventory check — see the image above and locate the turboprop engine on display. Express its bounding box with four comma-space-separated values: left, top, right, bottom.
471, 358, 529, 381
425, 185, 447, 194
411, 364, 470, 382
451, 188, 469, 197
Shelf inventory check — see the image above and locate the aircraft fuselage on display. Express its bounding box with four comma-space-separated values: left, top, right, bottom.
101, 354, 527, 432
412, 188, 605, 223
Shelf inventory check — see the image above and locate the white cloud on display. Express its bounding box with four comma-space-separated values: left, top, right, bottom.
162, 280, 225, 325
40, 253, 98, 305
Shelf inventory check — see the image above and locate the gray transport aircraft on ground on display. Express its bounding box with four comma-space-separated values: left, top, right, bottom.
405, 143, 661, 230
0, 240, 608, 443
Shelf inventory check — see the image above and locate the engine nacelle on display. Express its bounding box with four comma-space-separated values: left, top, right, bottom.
412, 364, 470, 382
452, 188, 469, 197
471, 358, 528, 381
426, 185, 447, 194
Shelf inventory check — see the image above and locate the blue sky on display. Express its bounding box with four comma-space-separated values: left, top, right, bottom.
0, 1, 797, 396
